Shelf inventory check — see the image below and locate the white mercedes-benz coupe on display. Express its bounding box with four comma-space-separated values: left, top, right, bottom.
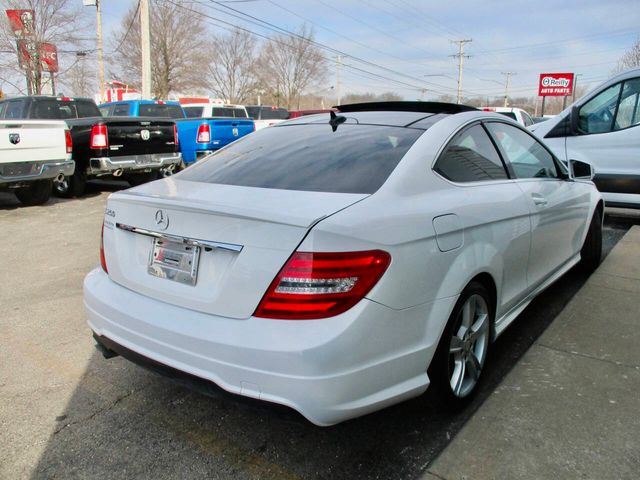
85, 102, 603, 426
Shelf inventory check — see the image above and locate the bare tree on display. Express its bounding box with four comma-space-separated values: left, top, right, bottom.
0, 0, 92, 94
342, 91, 402, 104
615, 37, 640, 73
109, 0, 209, 98
257, 25, 327, 109
60, 56, 96, 97
208, 29, 258, 103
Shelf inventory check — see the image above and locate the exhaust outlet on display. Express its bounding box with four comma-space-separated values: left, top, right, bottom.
113, 168, 124, 177
55, 173, 66, 183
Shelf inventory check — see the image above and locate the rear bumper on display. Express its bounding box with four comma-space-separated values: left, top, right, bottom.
84, 268, 455, 425
0, 159, 74, 185
88, 153, 182, 175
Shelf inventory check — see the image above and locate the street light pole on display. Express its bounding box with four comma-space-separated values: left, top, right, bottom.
140, 0, 152, 98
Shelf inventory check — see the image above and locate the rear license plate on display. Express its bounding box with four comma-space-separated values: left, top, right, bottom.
148, 238, 200, 286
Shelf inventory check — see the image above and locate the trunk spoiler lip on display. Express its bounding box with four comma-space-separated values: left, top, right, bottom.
110, 187, 370, 229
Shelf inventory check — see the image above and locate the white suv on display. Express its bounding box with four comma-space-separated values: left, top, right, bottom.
481, 107, 535, 127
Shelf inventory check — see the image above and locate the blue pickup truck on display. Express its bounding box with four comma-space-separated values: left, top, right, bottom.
99, 100, 255, 166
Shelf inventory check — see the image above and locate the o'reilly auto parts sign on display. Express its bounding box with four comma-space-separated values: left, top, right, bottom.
538, 73, 574, 96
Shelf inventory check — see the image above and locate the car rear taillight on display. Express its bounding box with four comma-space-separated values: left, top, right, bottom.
65, 129, 72, 154
254, 250, 391, 320
100, 222, 108, 273
90, 124, 108, 149
173, 124, 179, 145
252, 122, 256, 132
196, 123, 210, 143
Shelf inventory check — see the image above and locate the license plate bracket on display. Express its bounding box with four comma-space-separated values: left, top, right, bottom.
148, 238, 200, 286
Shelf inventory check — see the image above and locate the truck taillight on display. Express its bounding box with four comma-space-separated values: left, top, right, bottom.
254, 250, 391, 320
65, 129, 72, 154
196, 123, 210, 143
90, 124, 108, 149
100, 222, 108, 273
173, 124, 179, 145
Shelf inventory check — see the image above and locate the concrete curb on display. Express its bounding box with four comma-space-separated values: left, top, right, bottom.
425, 225, 640, 480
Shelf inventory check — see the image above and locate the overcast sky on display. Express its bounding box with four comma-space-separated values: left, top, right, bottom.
99, 0, 640, 100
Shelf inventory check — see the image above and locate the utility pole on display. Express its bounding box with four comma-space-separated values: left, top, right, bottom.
450, 39, 471, 104
336, 55, 342, 106
96, 0, 105, 101
501, 71, 515, 107
140, 0, 152, 98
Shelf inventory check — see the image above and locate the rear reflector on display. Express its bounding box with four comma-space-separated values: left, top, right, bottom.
65, 129, 72, 154
196, 123, 211, 143
254, 250, 391, 320
100, 222, 108, 273
90, 124, 108, 149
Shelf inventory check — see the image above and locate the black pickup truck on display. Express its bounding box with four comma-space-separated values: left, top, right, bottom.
0, 96, 182, 197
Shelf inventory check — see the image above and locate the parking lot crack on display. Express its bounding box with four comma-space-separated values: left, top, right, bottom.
535, 343, 640, 370
53, 388, 138, 436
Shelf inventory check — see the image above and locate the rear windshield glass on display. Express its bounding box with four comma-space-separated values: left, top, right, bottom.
178, 124, 423, 194
184, 106, 203, 118
261, 107, 289, 120
498, 112, 517, 121
33, 99, 100, 119
138, 104, 185, 119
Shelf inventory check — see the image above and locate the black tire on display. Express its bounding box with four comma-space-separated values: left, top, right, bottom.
54, 169, 87, 198
15, 179, 52, 206
126, 171, 159, 187
429, 281, 493, 410
579, 207, 603, 273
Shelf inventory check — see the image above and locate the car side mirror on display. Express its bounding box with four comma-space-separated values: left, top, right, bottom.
569, 106, 581, 135
569, 159, 594, 180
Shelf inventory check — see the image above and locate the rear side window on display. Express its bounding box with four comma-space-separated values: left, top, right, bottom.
261, 107, 289, 120
75, 100, 101, 117
435, 124, 508, 182
99, 106, 112, 116
184, 106, 203, 118
178, 124, 423, 194
245, 106, 260, 119
487, 122, 558, 179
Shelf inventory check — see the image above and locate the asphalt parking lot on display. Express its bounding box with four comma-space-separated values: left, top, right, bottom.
1, 183, 639, 480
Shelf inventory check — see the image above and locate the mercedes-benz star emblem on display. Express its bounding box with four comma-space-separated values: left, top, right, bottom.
155, 209, 169, 230
9, 133, 20, 145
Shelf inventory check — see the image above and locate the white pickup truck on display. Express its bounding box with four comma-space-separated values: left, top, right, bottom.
0, 120, 74, 205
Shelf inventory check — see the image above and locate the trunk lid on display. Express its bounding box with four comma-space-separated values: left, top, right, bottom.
103, 178, 367, 318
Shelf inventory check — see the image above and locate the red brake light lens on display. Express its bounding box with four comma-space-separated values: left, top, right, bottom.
254, 250, 391, 320
196, 123, 210, 143
173, 124, 179, 145
65, 129, 72, 153
100, 222, 108, 273
90, 124, 108, 149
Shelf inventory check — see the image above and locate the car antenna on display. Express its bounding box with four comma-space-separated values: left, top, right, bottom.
329, 110, 346, 132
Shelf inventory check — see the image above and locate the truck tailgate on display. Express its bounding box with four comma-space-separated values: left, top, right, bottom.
94, 117, 177, 156
0, 120, 68, 164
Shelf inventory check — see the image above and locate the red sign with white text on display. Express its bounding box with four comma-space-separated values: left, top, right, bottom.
538, 73, 574, 96
16, 40, 59, 73
5, 9, 35, 37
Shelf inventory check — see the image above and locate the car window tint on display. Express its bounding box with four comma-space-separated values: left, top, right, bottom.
260, 107, 289, 120
233, 108, 247, 118
3, 100, 24, 119
487, 122, 558, 179
75, 100, 101, 117
34, 100, 76, 119
578, 83, 621, 134
184, 107, 203, 118
0, 102, 6, 118
614, 78, 640, 130
245, 106, 260, 119
112, 104, 130, 116
521, 111, 534, 127
212, 107, 236, 117
178, 124, 423, 194
167, 105, 185, 119
434, 124, 508, 182
99, 106, 111, 116
498, 112, 517, 121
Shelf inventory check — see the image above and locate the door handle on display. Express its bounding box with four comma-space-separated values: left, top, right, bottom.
531, 194, 548, 206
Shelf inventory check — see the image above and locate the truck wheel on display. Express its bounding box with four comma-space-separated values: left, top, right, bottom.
54, 170, 86, 198
15, 179, 53, 206
579, 207, 602, 273
127, 171, 158, 187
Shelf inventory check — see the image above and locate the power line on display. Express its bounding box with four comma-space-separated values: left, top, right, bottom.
112, 0, 141, 54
